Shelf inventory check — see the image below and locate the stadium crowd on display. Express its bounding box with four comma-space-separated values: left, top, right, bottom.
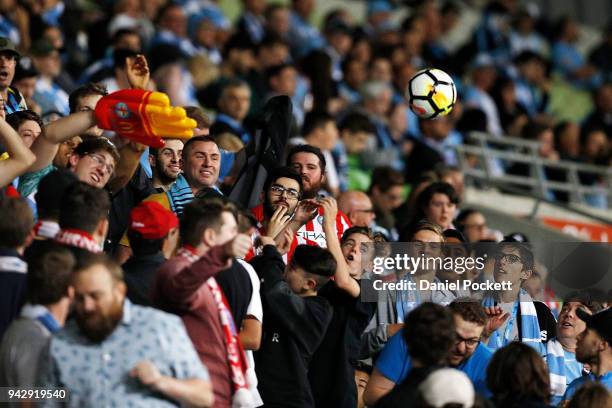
0, 0, 610, 407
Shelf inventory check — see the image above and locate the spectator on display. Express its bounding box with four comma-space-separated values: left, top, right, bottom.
0, 242, 74, 388
369, 166, 404, 237
411, 181, 459, 231
265, 4, 290, 41
68, 82, 109, 137
30, 38, 69, 115
0, 38, 27, 114
509, 8, 548, 57
359, 80, 394, 152
404, 117, 453, 183
236, 0, 267, 44
265, 63, 301, 124
54, 181, 111, 257
100, 47, 139, 93
561, 308, 612, 403
567, 382, 612, 408
512, 51, 551, 118
366, 300, 493, 405
337, 111, 375, 191
589, 22, 612, 81
0, 196, 33, 339
250, 242, 336, 408
435, 165, 466, 205
539, 294, 603, 405
31, 169, 78, 240
0, 111, 36, 189
554, 121, 581, 161
148, 139, 184, 192
337, 191, 376, 229
37, 251, 214, 407
582, 82, 612, 139
464, 54, 503, 136
6, 109, 42, 149
487, 342, 551, 408
491, 77, 529, 137
339, 58, 367, 105
287, 0, 325, 58
12, 57, 41, 114
374, 302, 456, 408
210, 80, 252, 144
287, 144, 351, 248
123, 201, 179, 306
189, 13, 223, 66
416, 368, 476, 408
152, 199, 253, 407
456, 209, 493, 242
256, 33, 290, 70
151, 2, 196, 58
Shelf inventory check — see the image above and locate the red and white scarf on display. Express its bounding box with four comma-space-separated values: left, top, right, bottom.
55, 229, 103, 253
177, 246, 254, 407
33, 220, 60, 240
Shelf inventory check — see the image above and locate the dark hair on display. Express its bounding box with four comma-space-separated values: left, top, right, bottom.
58, 182, 111, 234
487, 342, 551, 404
400, 219, 445, 242
521, 120, 551, 141
69, 83, 108, 113
369, 166, 404, 193
567, 381, 612, 408
403, 302, 456, 365
562, 291, 605, 314
74, 251, 124, 282
35, 170, 78, 220
222, 32, 256, 58
126, 230, 165, 256
302, 110, 334, 138
26, 241, 75, 304
498, 241, 535, 272
258, 33, 288, 52
180, 198, 235, 247
73, 137, 120, 165
6, 109, 43, 132
182, 135, 218, 161
263, 166, 303, 195
0, 196, 34, 248
111, 28, 140, 46
286, 144, 326, 172
265, 63, 294, 85
414, 182, 459, 222
443, 228, 467, 242
455, 208, 480, 227
184, 106, 212, 129
289, 244, 337, 290
449, 299, 488, 326
154, 1, 182, 26
341, 226, 375, 243
338, 112, 375, 134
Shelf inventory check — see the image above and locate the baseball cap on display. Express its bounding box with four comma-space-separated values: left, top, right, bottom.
576, 308, 612, 344
129, 201, 179, 240
0, 37, 20, 58
418, 368, 475, 408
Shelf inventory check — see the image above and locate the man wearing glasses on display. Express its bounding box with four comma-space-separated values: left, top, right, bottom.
364, 300, 493, 405
248, 166, 303, 262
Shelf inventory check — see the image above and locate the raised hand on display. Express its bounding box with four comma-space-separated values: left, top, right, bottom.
223, 233, 252, 260
483, 306, 510, 337
276, 227, 294, 255
292, 198, 319, 225
266, 206, 292, 239
95, 89, 197, 148
318, 197, 337, 225
126, 54, 150, 90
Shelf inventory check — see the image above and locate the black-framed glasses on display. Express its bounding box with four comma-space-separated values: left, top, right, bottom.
270, 184, 300, 200
455, 333, 480, 348
496, 253, 523, 265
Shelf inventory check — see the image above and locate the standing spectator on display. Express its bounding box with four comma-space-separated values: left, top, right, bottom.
6, 109, 43, 149
486, 342, 551, 408
369, 166, 404, 237
210, 80, 252, 144
30, 39, 70, 116
539, 295, 603, 405
148, 139, 184, 192
123, 201, 179, 306
287, 144, 351, 249
561, 308, 612, 403
374, 303, 456, 408
0, 196, 33, 339
68, 82, 108, 138
0, 37, 27, 114
0, 242, 74, 388
37, 252, 214, 407
366, 300, 493, 405
152, 199, 253, 407
287, 0, 325, 58
250, 242, 335, 408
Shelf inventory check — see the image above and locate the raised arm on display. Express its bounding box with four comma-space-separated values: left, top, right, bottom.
320, 197, 360, 298
29, 111, 95, 172
0, 115, 35, 187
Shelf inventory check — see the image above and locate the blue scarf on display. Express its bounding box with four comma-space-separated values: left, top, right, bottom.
396, 276, 421, 323
545, 338, 577, 405
483, 289, 541, 350
166, 175, 194, 217
20, 304, 61, 334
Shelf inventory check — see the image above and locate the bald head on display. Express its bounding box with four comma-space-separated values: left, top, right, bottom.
338, 191, 376, 227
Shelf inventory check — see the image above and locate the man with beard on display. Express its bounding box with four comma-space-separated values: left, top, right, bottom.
561, 307, 612, 404
365, 300, 493, 405
148, 139, 184, 192
536, 294, 603, 405
37, 252, 214, 408
247, 166, 303, 262
287, 144, 350, 249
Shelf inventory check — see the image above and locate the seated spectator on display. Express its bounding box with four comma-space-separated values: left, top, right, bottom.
337, 191, 376, 229
123, 201, 179, 306
464, 54, 503, 136
0, 38, 27, 115
287, 0, 325, 58
554, 121, 581, 161
509, 8, 548, 57
236, 0, 267, 45
12, 57, 42, 114
366, 300, 493, 405
455, 209, 494, 243
210, 80, 252, 144
588, 22, 612, 81
551, 16, 602, 89
410, 181, 458, 231
491, 77, 529, 137
369, 166, 404, 238
374, 302, 456, 408
404, 116, 454, 183
265, 63, 302, 125
336, 111, 375, 191
486, 342, 551, 408
150, 2, 196, 57
582, 82, 612, 140
37, 251, 214, 407
249, 243, 335, 408
0, 196, 33, 339
512, 51, 551, 118
30, 39, 70, 116
561, 308, 612, 403
0, 242, 74, 387
338, 58, 367, 104
256, 33, 290, 70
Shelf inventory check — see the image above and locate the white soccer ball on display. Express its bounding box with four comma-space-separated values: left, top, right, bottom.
407, 68, 457, 119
